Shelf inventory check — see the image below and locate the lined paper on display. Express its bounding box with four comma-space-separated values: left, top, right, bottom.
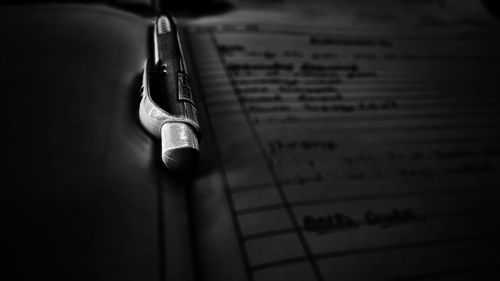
187, 19, 500, 281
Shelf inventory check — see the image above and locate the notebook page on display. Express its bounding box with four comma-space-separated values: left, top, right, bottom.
186, 8, 500, 281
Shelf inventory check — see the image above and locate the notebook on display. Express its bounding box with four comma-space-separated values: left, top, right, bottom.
3, 1, 500, 280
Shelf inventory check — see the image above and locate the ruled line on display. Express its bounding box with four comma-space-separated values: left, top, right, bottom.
235, 186, 500, 216
388, 136, 500, 145
205, 94, 500, 108
250, 233, 500, 271
209, 103, 500, 118
189, 22, 500, 42
388, 265, 500, 281
214, 113, 500, 124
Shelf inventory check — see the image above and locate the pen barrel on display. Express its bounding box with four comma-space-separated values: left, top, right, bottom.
154, 20, 199, 127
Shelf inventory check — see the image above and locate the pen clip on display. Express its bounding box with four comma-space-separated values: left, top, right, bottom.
139, 59, 200, 138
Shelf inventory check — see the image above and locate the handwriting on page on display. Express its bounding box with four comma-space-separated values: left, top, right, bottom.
303, 207, 424, 235
190, 24, 500, 281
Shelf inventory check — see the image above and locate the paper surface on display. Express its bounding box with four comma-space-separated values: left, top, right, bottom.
187, 3, 500, 280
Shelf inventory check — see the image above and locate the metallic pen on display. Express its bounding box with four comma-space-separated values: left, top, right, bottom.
139, 15, 200, 173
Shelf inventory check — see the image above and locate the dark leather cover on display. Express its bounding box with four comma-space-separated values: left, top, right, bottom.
1, 5, 194, 281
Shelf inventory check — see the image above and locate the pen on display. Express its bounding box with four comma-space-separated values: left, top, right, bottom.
139, 15, 200, 173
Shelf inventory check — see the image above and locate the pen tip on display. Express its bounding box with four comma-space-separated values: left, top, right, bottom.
160, 122, 200, 173
157, 16, 172, 34
163, 147, 199, 173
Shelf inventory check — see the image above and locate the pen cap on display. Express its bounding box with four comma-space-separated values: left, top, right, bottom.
161, 122, 199, 172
